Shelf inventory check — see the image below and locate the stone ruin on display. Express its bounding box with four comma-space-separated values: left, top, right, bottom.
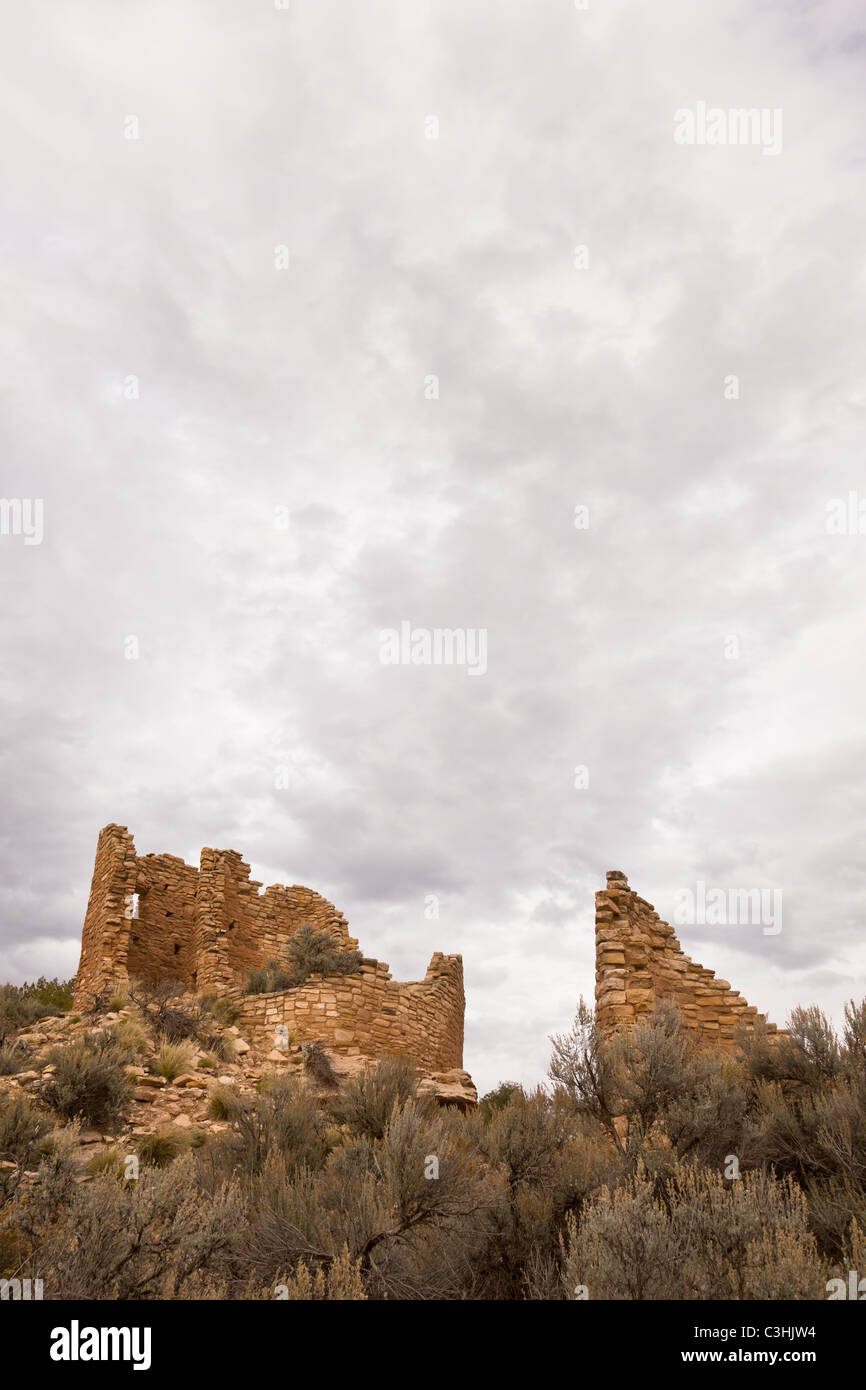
73, 831, 783, 1106
74, 825, 469, 1088
595, 870, 783, 1049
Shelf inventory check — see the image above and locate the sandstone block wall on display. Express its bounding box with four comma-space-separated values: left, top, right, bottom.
76, 823, 140, 1002
73, 824, 465, 1071
75, 825, 358, 1004
232, 951, 465, 1073
595, 870, 781, 1051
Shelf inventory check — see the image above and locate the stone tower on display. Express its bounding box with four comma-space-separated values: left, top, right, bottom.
73, 824, 467, 1075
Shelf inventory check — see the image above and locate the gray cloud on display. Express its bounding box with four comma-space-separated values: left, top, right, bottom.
2, 0, 866, 1092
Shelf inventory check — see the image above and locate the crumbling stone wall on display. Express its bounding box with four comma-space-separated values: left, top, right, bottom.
76, 824, 139, 1002
73, 825, 465, 1071
595, 870, 782, 1051
232, 952, 465, 1072
128, 853, 199, 988
75, 826, 358, 1003
191, 845, 358, 997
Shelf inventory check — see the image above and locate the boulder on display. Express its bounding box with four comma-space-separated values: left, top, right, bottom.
77, 1130, 105, 1145
417, 1069, 477, 1108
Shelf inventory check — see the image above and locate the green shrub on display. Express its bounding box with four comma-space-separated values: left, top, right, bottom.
0, 977, 74, 1042
285, 926, 363, 987
4, 1153, 240, 1299
563, 1163, 826, 1300
1, 976, 74, 1016
243, 1099, 476, 1295
207, 1078, 329, 1180
330, 1056, 421, 1140
245, 926, 363, 994
478, 1081, 522, 1122
0, 1098, 52, 1163
42, 1036, 131, 1127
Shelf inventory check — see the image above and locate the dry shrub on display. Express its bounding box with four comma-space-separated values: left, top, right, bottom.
42, 1036, 130, 1128
156, 1040, 198, 1081
563, 1163, 826, 1300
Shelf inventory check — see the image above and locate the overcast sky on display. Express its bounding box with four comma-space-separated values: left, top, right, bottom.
2, 1, 865, 1094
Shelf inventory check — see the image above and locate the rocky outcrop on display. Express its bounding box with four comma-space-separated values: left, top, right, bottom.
0, 1002, 478, 1184
416, 1069, 478, 1109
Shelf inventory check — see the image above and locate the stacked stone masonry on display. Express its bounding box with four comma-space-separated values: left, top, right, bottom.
228, 953, 465, 1074
595, 870, 783, 1051
74, 825, 465, 1073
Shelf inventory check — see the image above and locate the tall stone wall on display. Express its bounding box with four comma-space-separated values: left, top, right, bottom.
595, 870, 781, 1051
72, 825, 465, 1072
74, 826, 359, 1004
191, 846, 358, 997
128, 852, 199, 988
76, 824, 139, 1005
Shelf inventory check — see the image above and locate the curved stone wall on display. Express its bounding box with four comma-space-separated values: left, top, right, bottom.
73, 825, 466, 1073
